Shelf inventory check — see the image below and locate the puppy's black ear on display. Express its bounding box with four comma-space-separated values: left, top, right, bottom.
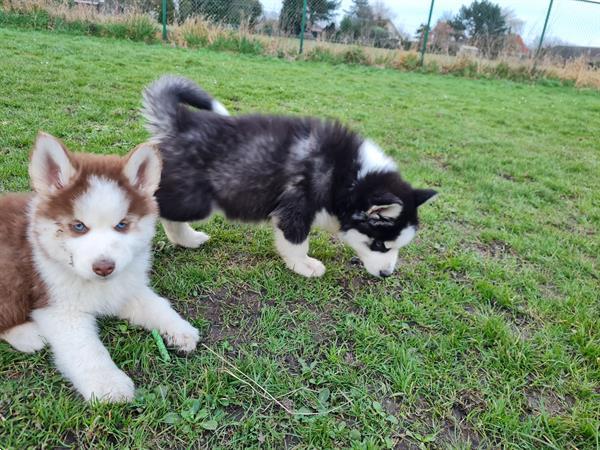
414, 188, 437, 207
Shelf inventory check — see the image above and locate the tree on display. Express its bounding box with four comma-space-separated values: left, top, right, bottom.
347, 0, 373, 20
339, 15, 356, 40
371, 0, 395, 22
369, 26, 390, 48
280, 0, 340, 36
430, 20, 455, 53
339, 0, 374, 42
502, 7, 524, 35
415, 23, 430, 42
450, 0, 507, 57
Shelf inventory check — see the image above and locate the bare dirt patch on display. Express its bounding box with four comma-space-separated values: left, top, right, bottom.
499, 172, 535, 183
177, 286, 265, 347
473, 239, 517, 259
437, 390, 486, 448
524, 388, 575, 417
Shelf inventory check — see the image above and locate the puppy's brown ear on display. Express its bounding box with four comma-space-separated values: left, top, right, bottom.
124, 143, 162, 195
29, 132, 76, 194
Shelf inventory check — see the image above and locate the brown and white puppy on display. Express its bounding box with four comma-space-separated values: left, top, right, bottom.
0, 133, 199, 402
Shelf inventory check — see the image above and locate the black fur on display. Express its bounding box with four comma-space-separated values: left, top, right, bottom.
142, 76, 436, 246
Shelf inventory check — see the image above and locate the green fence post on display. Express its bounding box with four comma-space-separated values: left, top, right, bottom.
299, 0, 308, 54
162, 0, 167, 41
420, 0, 435, 66
535, 0, 554, 59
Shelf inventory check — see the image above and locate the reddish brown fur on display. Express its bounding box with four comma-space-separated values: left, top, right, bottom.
0, 193, 47, 332
0, 140, 157, 333
37, 150, 156, 221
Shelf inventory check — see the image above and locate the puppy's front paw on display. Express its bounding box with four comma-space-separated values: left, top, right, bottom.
82, 369, 135, 403
1, 322, 46, 353
287, 257, 326, 278
163, 320, 200, 353
179, 230, 210, 249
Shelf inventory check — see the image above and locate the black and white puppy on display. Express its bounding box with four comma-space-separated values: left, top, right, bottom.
142, 76, 437, 278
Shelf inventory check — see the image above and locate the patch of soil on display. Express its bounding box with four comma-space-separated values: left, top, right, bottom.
182, 286, 265, 348
437, 390, 485, 447
284, 434, 301, 449
499, 172, 535, 182
524, 388, 575, 416
394, 439, 421, 450
403, 396, 432, 425
456, 389, 486, 415
463, 304, 477, 315
538, 283, 566, 302
291, 299, 345, 345
281, 353, 301, 375
338, 261, 380, 293
431, 154, 451, 171
58, 430, 80, 449
473, 239, 517, 259
225, 404, 246, 421
0, 398, 8, 421
508, 313, 536, 340
500, 172, 517, 181
124, 109, 140, 125
439, 413, 482, 448
382, 396, 402, 416
485, 302, 536, 341
342, 350, 365, 369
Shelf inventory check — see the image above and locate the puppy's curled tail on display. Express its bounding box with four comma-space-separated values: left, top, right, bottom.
142, 75, 229, 138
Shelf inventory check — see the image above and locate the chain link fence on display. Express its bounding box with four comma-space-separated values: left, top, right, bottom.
35, 0, 598, 64
414, 0, 599, 64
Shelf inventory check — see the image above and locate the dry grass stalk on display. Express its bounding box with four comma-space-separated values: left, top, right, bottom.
2, 0, 599, 88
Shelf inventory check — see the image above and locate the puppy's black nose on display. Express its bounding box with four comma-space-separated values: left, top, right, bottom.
93, 259, 115, 277
379, 269, 392, 278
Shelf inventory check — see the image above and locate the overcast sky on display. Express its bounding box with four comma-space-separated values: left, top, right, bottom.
261, 0, 600, 47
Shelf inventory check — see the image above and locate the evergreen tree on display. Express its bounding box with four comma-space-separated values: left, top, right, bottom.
339, 0, 374, 41
450, 0, 507, 57
280, 0, 340, 35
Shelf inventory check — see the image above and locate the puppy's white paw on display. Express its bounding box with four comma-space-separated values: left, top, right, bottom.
83, 369, 135, 403
287, 257, 326, 278
163, 320, 200, 353
162, 220, 210, 248
177, 230, 210, 249
1, 322, 46, 353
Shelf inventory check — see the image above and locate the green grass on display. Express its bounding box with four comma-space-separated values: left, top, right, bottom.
0, 8, 159, 43
0, 28, 598, 449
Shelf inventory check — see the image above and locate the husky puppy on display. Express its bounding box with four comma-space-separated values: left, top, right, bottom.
0, 133, 199, 402
142, 76, 437, 278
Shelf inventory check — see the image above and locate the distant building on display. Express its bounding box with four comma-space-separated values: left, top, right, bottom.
308, 23, 324, 39
74, 0, 104, 10
371, 19, 403, 49
458, 45, 479, 57
377, 19, 401, 39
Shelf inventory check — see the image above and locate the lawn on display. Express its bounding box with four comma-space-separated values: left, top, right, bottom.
0, 27, 598, 449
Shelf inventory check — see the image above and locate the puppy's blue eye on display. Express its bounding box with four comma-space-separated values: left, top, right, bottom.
114, 221, 128, 231
71, 221, 88, 234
